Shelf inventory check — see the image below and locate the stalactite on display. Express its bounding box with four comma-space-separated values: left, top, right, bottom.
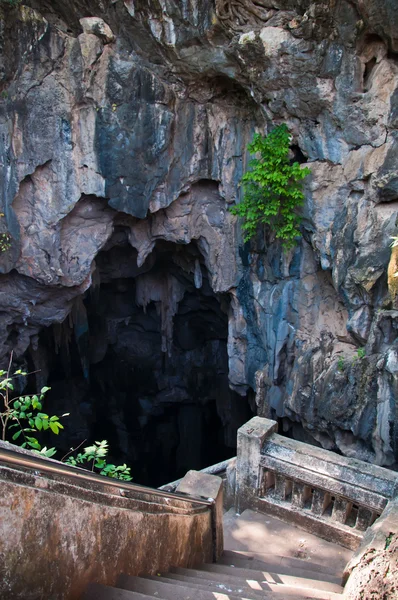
70, 297, 90, 380
90, 263, 101, 306
29, 334, 50, 392
53, 321, 72, 357
194, 258, 202, 289
52, 321, 73, 378
135, 273, 186, 356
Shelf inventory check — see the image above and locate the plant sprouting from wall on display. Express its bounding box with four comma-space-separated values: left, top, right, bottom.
0, 213, 11, 253
231, 124, 311, 249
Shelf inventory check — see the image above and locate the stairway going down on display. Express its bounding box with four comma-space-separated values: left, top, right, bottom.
83, 547, 345, 600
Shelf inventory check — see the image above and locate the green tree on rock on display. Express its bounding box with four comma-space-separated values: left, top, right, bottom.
231, 124, 311, 249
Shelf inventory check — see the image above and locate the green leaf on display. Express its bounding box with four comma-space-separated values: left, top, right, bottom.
49, 422, 59, 434
12, 430, 22, 441
35, 417, 42, 431
26, 437, 41, 450
37, 446, 57, 458
40, 386, 51, 394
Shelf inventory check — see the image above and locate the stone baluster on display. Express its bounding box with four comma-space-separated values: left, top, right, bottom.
311, 489, 331, 516
261, 469, 275, 496
291, 481, 312, 508
285, 478, 293, 500
332, 497, 352, 524
355, 506, 374, 531
273, 473, 287, 500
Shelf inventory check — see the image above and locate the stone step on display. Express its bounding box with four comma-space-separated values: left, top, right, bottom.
117, 574, 312, 600
82, 583, 154, 600
221, 550, 341, 577
161, 573, 342, 599
171, 566, 344, 594
211, 559, 342, 584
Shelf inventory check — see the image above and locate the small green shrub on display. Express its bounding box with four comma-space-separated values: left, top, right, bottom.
0, 213, 11, 253
337, 356, 345, 372
0, 232, 11, 252
1, 360, 132, 480
356, 347, 366, 360
231, 124, 311, 249
65, 440, 132, 481
0, 361, 68, 457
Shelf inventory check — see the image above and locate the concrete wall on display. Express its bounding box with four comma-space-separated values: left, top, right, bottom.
0, 444, 216, 600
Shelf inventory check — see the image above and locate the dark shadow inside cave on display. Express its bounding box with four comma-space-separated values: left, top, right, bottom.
27, 234, 254, 486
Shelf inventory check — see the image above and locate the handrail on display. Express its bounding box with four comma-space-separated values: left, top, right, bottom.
0, 445, 212, 507
159, 457, 235, 491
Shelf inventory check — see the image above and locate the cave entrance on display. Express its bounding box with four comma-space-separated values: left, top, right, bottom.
31, 236, 254, 486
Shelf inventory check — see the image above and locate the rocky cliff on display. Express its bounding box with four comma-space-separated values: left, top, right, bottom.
0, 0, 397, 471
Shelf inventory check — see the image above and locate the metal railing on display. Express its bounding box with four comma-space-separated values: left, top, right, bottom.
159, 457, 235, 492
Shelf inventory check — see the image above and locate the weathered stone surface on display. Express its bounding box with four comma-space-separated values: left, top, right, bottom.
236, 417, 398, 550
0, 0, 398, 466
176, 469, 224, 560
0, 442, 214, 600
343, 498, 398, 599
79, 16, 115, 43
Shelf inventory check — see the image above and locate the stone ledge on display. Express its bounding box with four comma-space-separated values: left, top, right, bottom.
257, 497, 363, 552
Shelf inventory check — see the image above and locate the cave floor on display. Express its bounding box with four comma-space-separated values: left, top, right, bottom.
223, 508, 353, 574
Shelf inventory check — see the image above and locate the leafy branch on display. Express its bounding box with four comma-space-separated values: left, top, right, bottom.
65, 440, 132, 481
231, 124, 311, 249
0, 355, 69, 457
1, 356, 133, 480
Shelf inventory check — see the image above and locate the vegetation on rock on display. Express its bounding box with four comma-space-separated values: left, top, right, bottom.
231, 124, 310, 249
0, 213, 11, 253
0, 359, 132, 480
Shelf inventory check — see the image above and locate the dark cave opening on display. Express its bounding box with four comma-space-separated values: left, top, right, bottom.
28, 237, 254, 486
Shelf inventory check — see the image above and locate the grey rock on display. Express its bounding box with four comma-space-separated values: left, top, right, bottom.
0, 0, 397, 467
79, 17, 115, 43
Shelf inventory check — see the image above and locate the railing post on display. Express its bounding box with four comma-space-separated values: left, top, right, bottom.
332, 497, 352, 524
176, 470, 224, 562
356, 506, 374, 531
235, 417, 278, 514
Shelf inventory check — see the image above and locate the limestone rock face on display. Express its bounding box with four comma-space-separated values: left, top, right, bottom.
0, 0, 398, 466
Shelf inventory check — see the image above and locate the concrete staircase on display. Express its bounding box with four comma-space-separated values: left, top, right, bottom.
82, 506, 353, 600
83, 549, 344, 599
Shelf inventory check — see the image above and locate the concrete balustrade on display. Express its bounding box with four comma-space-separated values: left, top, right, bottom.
235, 417, 398, 550
0, 442, 223, 600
